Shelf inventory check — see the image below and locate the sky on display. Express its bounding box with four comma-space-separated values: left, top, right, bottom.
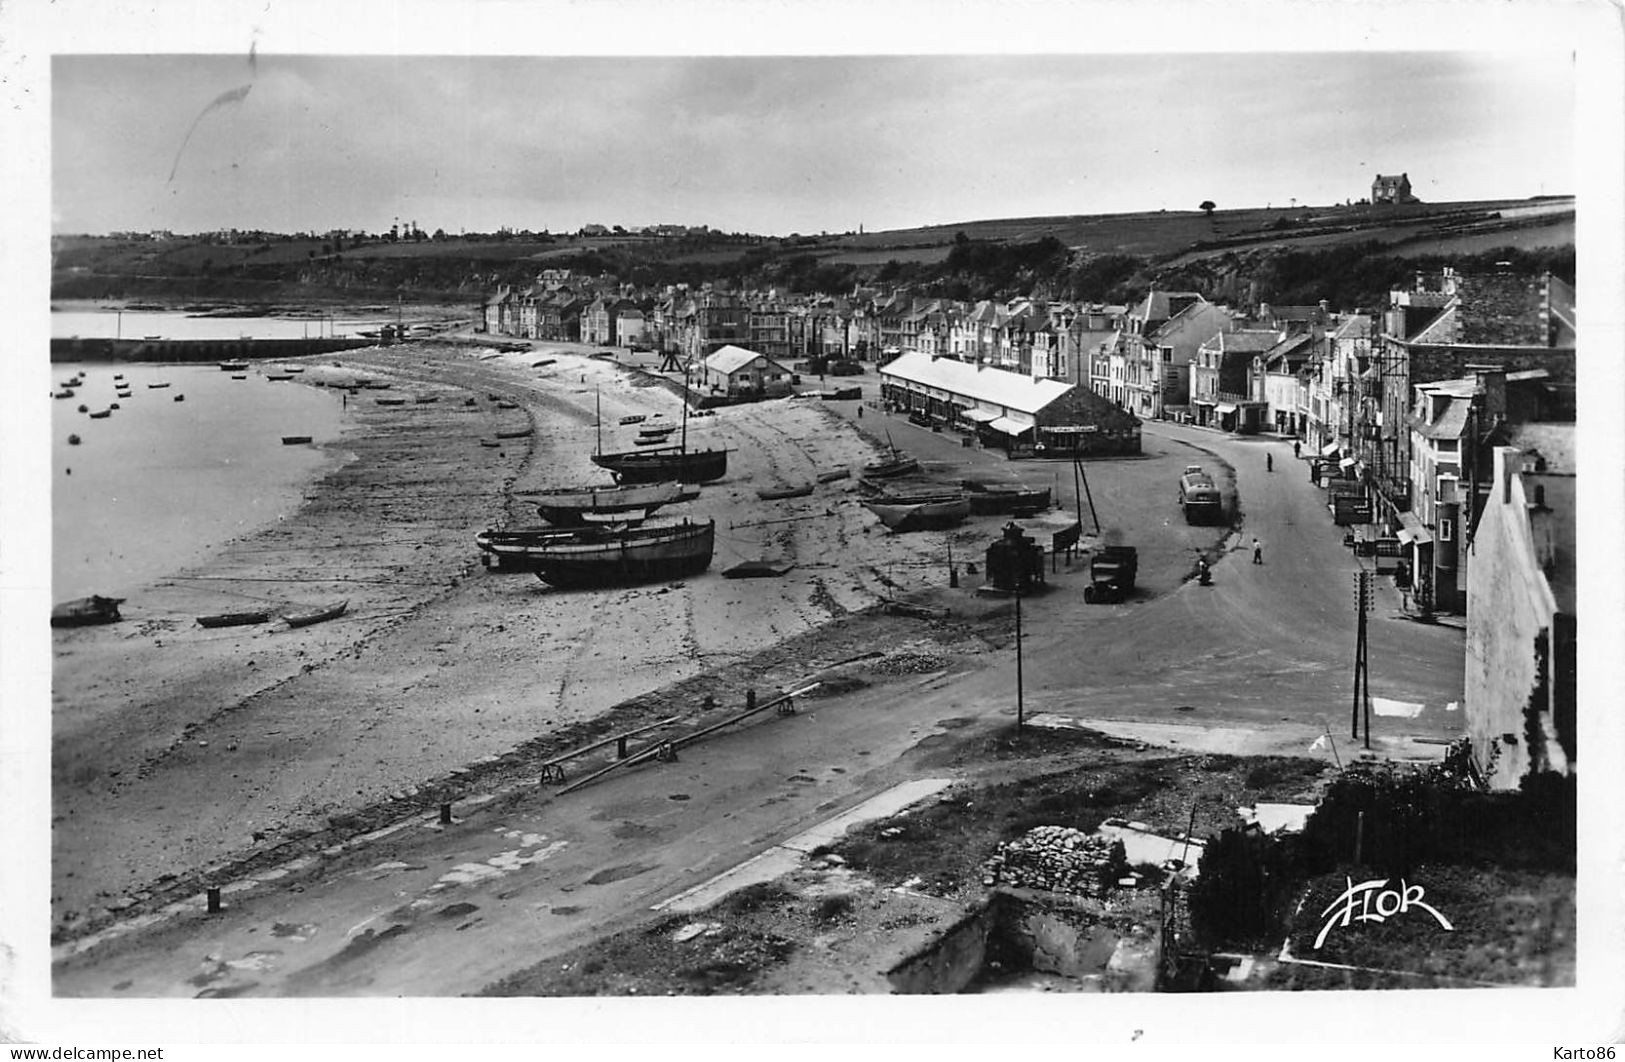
48, 45, 1577, 238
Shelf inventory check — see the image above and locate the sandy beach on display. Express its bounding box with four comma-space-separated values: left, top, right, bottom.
49, 338, 973, 933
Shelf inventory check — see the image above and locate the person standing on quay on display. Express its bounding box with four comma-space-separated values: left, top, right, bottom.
1252, 537, 1263, 564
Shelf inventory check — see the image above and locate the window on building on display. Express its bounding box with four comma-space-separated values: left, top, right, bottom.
1438, 517, 1454, 541
1162, 348, 1173, 363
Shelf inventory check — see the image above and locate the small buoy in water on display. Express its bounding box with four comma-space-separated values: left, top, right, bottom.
110, 402, 120, 409
68, 434, 81, 445
174, 394, 185, 402
77, 404, 88, 413
65, 468, 71, 475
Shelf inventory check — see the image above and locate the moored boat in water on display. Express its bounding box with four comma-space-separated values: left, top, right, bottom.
219, 361, 249, 371
525, 519, 716, 588
51, 595, 125, 627
282, 435, 313, 445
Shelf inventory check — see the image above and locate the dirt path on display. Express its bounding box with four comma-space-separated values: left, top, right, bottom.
49, 340, 979, 935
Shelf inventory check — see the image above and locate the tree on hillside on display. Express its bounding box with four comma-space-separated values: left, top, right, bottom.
1200, 200, 1216, 218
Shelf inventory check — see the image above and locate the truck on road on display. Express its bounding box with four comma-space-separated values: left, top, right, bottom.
1178, 465, 1223, 525
1084, 545, 1138, 603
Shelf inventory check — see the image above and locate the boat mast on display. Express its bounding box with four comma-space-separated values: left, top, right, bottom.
596, 388, 602, 456
680, 362, 689, 455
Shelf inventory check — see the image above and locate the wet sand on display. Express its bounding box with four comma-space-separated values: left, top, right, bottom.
49, 338, 960, 931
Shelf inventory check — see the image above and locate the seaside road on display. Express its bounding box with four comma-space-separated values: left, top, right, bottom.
54, 410, 1461, 997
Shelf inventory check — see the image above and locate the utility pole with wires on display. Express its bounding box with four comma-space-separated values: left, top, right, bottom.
1352, 569, 1374, 748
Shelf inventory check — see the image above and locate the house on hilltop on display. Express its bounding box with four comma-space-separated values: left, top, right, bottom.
1371, 172, 1420, 205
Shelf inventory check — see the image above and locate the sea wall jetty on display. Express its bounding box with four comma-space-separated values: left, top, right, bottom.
51, 335, 377, 364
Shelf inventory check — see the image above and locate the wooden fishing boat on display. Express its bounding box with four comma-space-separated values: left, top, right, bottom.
67, 434, 81, 446
116, 390, 133, 398
88, 409, 111, 419
496, 401, 520, 410
638, 424, 676, 438
282, 435, 313, 445
282, 366, 305, 374
861, 454, 920, 478
862, 496, 971, 533
414, 395, 439, 403
173, 394, 185, 402
479, 439, 501, 448
283, 600, 348, 628
591, 388, 727, 485
532, 359, 556, 368
147, 382, 171, 389
475, 525, 586, 569
529, 481, 700, 526
592, 446, 728, 485
633, 435, 671, 446
375, 397, 408, 406
219, 361, 249, 371
756, 484, 815, 500
51, 595, 124, 627
230, 375, 246, 381
525, 520, 716, 588
494, 425, 533, 439
54, 390, 75, 399
964, 484, 1052, 516
362, 381, 392, 389
264, 374, 294, 381
197, 610, 271, 628
816, 468, 852, 484
619, 414, 646, 426
77, 404, 89, 413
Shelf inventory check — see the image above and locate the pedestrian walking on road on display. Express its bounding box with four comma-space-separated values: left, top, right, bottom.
1293, 439, 1301, 459
1252, 537, 1263, 564
1266, 452, 1274, 473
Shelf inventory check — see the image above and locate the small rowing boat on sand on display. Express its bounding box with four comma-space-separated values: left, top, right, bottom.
756, 484, 815, 500
282, 435, 313, 445
283, 600, 347, 628
197, 610, 271, 629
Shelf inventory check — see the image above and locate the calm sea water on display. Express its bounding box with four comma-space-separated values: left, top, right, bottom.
52, 308, 390, 341
51, 354, 351, 603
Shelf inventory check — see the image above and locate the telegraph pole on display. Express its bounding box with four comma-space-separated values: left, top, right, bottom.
1014, 578, 1025, 730
1352, 569, 1373, 748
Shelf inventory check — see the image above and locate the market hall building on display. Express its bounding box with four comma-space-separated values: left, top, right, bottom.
878, 351, 1141, 457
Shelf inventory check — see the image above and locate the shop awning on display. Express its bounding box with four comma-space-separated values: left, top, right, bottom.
1396, 510, 1433, 546
987, 416, 1032, 436
1215, 403, 1238, 415
962, 408, 998, 423
1320, 441, 1341, 457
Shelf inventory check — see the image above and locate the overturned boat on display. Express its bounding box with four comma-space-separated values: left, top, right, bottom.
51, 595, 125, 627
862, 496, 971, 533
528, 481, 700, 526
526, 519, 716, 588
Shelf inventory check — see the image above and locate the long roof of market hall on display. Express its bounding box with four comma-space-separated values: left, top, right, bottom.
879, 351, 1073, 414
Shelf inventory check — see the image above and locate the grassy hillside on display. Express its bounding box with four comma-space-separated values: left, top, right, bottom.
52, 195, 1573, 310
